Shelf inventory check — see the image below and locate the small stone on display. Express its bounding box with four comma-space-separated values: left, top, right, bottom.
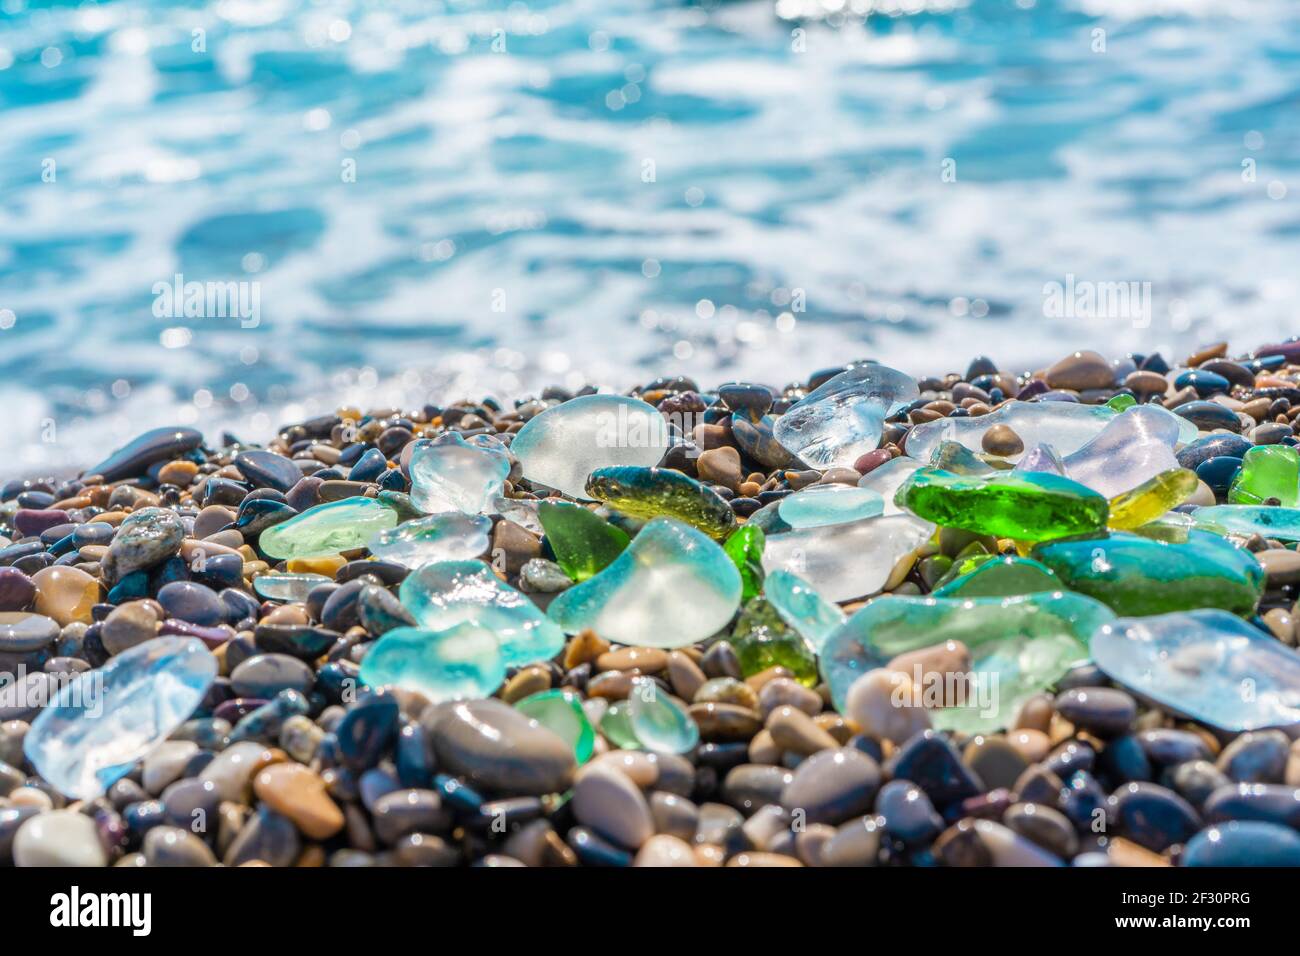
844, 670, 931, 745
1046, 350, 1116, 391
30, 566, 99, 627
253, 763, 345, 839
697, 446, 743, 492
426, 699, 576, 795
573, 763, 655, 849
13, 810, 108, 867
981, 425, 1024, 457
1054, 687, 1137, 737
780, 747, 881, 825
634, 833, 698, 867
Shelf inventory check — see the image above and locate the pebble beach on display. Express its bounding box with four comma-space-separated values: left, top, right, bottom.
6, 339, 1300, 869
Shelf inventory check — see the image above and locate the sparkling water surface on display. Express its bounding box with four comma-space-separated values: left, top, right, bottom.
2, 0, 1298, 477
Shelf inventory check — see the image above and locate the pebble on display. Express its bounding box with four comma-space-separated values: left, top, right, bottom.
30, 565, 99, 626
573, 763, 655, 848
13, 810, 107, 867
844, 669, 930, 745
427, 699, 576, 796
254, 763, 345, 839
781, 747, 881, 825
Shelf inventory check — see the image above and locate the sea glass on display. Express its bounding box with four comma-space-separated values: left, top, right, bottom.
1060, 405, 1181, 498
358, 623, 505, 703
259, 496, 398, 560
625, 679, 700, 754
763, 569, 846, 653
516, 689, 595, 763
856, 456, 923, 515
723, 525, 766, 602
546, 517, 742, 648
761, 514, 935, 602
896, 468, 1108, 542
1194, 505, 1300, 542
930, 556, 1060, 599
773, 363, 918, 470
1032, 530, 1264, 616
1106, 468, 1198, 530
408, 433, 510, 515
1093, 610, 1300, 731
537, 501, 630, 582
1228, 445, 1300, 507
511, 394, 670, 499
367, 513, 492, 568
585, 466, 736, 539
399, 560, 565, 666
820, 592, 1112, 733
778, 484, 885, 529
24, 637, 217, 799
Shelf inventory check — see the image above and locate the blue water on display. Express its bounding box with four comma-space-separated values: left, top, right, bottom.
1, 0, 1298, 477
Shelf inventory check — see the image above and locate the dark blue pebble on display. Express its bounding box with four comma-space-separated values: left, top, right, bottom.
876, 779, 943, 844
1183, 821, 1300, 866
123, 800, 168, 839
886, 731, 982, 807
1059, 771, 1108, 832
1173, 369, 1230, 397
1108, 782, 1201, 852
235, 498, 298, 537
433, 772, 484, 814
220, 586, 260, 623
1099, 734, 1152, 783
377, 468, 406, 492
17, 491, 55, 509
396, 722, 435, 788
1195, 456, 1243, 497
202, 477, 251, 507
0, 541, 45, 566
234, 449, 303, 493
566, 826, 632, 866
336, 690, 399, 770
1176, 400, 1242, 432
348, 448, 388, 483
337, 443, 367, 468
228, 689, 311, 744
1176, 433, 1253, 470
191, 552, 244, 592
13, 553, 54, 575
157, 581, 225, 627
72, 522, 114, 547
1203, 783, 1300, 828
86, 426, 204, 482
315, 660, 361, 705
107, 570, 151, 604
39, 523, 78, 546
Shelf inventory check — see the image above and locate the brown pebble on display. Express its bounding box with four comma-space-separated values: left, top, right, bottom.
595, 647, 667, 674
502, 665, 552, 704
563, 630, 610, 669
981, 424, 1024, 457
252, 763, 344, 840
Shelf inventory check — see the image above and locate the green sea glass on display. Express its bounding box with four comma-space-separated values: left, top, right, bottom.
259, 496, 398, 560
896, 468, 1109, 541
931, 556, 1059, 599
585, 466, 737, 539
731, 596, 819, 686
516, 689, 595, 763
358, 623, 505, 703
537, 501, 630, 582
599, 701, 642, 749
1106, 394, 1137, 413
820, 592, 1114, 733
1032, 530, 1265, 617
626, 678, 700, 754
723, 525, 765, 602
1228, 445, 1300, 507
